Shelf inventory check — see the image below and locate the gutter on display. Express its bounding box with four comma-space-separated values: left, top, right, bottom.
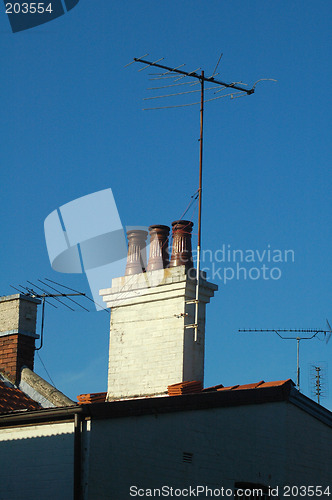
0, 404, 82, 427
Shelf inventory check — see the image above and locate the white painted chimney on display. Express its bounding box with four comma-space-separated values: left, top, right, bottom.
100, 221, 218, 400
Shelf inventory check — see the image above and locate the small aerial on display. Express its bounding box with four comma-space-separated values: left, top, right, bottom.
239, 322, 332, 391
10, 278, 109, 351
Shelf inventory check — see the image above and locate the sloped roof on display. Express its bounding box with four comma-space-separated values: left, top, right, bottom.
0, 378, 331, 429
0, 378, 40, 414
205, 379, 293, 392
76, 380, 290, 403
166, 379, 293, 396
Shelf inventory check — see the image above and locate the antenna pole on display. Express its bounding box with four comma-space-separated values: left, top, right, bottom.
315, 366, 321, 404
296, 337, 300, 391
194, 71, 204, 342
36, 296, 45, 351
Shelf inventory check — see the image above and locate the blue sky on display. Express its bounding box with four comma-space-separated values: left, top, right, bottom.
1, 1, 332, 408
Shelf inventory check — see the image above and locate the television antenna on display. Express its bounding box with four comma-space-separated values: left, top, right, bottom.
239, 323, 332, 391
10, 278, 109, 351
127, 53, 276, 341
310, 364, 328, 404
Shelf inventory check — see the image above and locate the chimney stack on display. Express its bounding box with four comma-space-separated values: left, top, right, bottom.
0, 294, 40, 384
169, 220, 194, 270
100, 219, 218, 401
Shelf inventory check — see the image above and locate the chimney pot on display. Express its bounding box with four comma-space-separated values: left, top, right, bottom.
125, 230, 148, 276
169, 220, 194, 270
146, 225, 170, 272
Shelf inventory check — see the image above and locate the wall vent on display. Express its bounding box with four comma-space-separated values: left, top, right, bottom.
182, 452, 193, 463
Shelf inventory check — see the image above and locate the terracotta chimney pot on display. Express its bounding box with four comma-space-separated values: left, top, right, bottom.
125, 230, 148, 276
169, 220, 194, 270
146, 225, 170, 272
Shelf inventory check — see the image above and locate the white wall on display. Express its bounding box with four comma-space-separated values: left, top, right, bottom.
0, 421, 74, 500
86, 401, 331, 500
101, 267, 217, 399
0, 400, 330, 500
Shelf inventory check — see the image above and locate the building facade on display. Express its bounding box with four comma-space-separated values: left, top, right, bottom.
0, 380, 331, 500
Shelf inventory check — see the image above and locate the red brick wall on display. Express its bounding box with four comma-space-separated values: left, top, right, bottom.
0, 334, 35, 384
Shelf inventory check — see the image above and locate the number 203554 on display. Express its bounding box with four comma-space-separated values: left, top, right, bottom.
5, 3, 53, 14
283, 485, 331, 497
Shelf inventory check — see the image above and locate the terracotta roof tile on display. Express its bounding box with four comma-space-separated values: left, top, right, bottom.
77, 380, 294, 406
208, 379, 293, 392
0, 379, 40, 414
202, 383, 225, 392
169, 379, 296, 394
216, 385, 240, 391
77, 392, 107, 404
258, 379, 294, 388
232, 381, 265, 390
167, 381, 203, 396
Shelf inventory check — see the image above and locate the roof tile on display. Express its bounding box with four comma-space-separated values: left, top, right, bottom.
202, 379, 293, 393
167, 381, 203, 396
232, 380, 265, 390
77, 392, 107, 404
259, 379, 294, 388
0, 379, 40, 414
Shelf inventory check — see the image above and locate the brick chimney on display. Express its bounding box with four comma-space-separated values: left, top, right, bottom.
100, 220, 218, 401
0, 294, 40, 384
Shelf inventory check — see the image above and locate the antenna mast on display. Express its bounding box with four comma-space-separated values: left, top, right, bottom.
310, 364, 328, 404
314, 366, 323, 404
239, 327, 331, 391
129, 55, 275, 341
195, 70, 204, 339
10, 280, 91, 351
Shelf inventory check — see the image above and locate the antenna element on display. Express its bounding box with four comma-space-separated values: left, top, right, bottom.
129, 55, 275, 342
